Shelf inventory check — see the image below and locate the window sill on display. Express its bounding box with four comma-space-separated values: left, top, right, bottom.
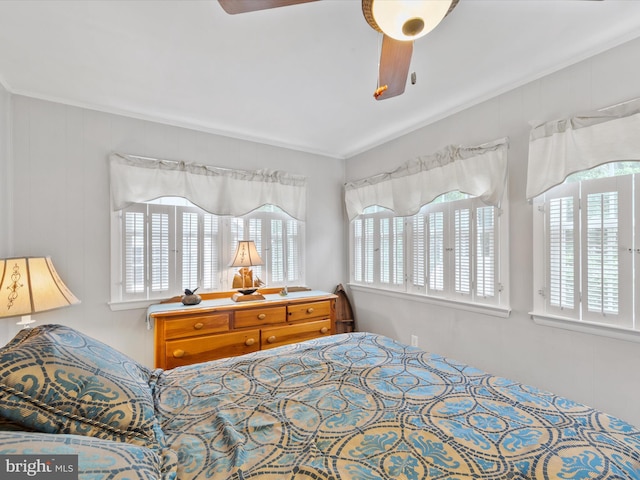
530, 311, 640, 343
109, 299, 157, 312
348, 284, 511, 318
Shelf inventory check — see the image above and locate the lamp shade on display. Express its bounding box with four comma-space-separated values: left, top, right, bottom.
0, 257, 80, 319
229, 241, 264, 268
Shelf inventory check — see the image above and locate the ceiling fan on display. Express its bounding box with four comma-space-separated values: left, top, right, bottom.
217, 0, 459, 100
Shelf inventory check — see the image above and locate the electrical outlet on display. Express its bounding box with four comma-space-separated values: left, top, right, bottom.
410, 335, 418, 347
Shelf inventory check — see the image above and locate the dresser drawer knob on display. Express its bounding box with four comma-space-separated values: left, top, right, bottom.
306, 307, 314, 314
267, 335, 277, 344
193, 322, 204, 330
320, 327, 328, 334
257, 313, 267, 320
245, 338, 255, 346
173, 349, 185, 358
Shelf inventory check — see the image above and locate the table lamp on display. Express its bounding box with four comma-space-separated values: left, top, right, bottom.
0, 256, 80, 328
229, 241, 264, 302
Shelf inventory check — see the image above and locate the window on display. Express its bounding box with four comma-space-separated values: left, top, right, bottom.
350, 193, 507, 308
111, 198, 305, 304
532, 162, 640, 332
351, 207, 405, 290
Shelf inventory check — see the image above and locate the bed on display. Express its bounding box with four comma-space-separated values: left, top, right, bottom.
1, 324, 639, 479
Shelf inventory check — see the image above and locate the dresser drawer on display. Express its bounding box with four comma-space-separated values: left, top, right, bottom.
287, 300, 332, 322
235, 306, 287, 329
164, 329, 260, 369
162, 313, 230, 340
261, 319, 331, 350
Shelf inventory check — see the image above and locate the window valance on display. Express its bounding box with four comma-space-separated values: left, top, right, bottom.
526, 98, 640, 199
109, 153, 307, 220
344, 138, 509, 221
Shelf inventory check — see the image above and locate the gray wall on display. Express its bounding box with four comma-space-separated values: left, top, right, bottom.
0, 82, 11, 344
345, 36, 640, 427
2, 96, 346, 366
0, 81, 10, 257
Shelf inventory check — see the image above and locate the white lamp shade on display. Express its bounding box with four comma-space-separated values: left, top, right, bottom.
229, 241, 264, 268
0, 257, 80, 318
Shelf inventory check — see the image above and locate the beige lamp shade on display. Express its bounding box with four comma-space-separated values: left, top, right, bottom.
229, 241, 264, 268
0, 257, 80, 326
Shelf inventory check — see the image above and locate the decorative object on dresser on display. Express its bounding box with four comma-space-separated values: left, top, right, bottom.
0, 256, 80, 328
181, 287, 201, 305
148, 288, 337, 368
229, 240, 265, 302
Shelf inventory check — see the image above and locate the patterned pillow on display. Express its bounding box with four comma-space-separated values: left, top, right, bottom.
0, 324, 163, 447
0, 431, 177, 480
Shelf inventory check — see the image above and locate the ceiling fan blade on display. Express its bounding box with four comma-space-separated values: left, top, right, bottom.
218, 0, 319, 15
375, 35, 413, 100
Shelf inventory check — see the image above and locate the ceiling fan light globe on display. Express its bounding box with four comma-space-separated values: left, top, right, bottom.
369, 0, 454, 41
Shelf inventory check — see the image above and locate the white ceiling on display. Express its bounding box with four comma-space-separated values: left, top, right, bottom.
1, 1, 640, 159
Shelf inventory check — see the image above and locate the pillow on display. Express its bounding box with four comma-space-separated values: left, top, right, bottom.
0, 431, 177, 480
0, 416, 35, 431
0, 324, 163, 447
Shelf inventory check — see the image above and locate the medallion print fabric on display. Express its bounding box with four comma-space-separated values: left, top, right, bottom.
0, 325, 163, 447
0, 431, 177, 479
155, 332, 640, 479
0, 326, 638, 478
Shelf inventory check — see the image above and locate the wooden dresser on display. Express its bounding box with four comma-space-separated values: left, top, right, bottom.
149, 289, 337, 369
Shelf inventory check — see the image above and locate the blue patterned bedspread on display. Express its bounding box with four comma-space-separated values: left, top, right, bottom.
154, 332, 640, 479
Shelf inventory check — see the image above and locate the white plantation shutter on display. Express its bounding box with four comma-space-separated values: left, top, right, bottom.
352, 219, 363, 282
351, 213, 405, 289
539, 177, 632, 324
350, 197, 505, 308
364, 218, 374, 284
228, 211, 303, 287
534, 170, 637, 332
581, 176, 632, 326
411, 215, 426, 288
546, 183, 579, 317
476, 205, 496, 299
635, 175, 640, 327
427, 209, 445, 295
392, 218, 404, 285
229, 217, 245, 284
115, 201, 303, 302
248, 219, 263, 281
180, 210, 199, 292
123, 206, 146, 295
271, 219, 285, 283
380, 218, 390, 284
123, 204, 175, 300
287, 220, 300, 283
454, 207, 471, 296
150, 207, 172, 294
202, 214, 220, 290
230, 218, 243, 255
378, 217, 404, 287
585, 192, 618, 315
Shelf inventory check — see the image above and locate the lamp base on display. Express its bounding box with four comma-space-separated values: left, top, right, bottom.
16, 314, 35, 329
232, 293, 265, 303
